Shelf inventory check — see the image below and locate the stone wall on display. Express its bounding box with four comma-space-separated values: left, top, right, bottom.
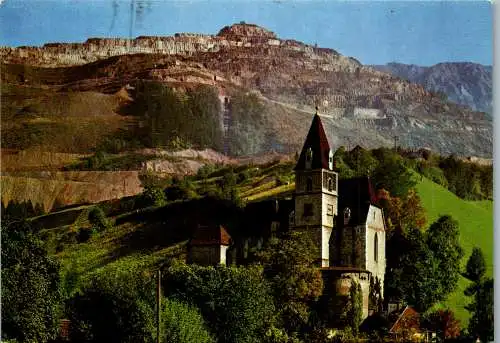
365, 206, 386, 297
189, 245, 224, 266
338, 224, 367, 268
321, 269, 371, 322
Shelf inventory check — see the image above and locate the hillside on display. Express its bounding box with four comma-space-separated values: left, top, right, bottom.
1, 23, 492, 159
36, 159, 493, 328
415, 176, 493, 325
371, 62, 493, 115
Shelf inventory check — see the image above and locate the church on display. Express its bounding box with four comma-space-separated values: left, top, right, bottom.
188, 110, 387, 321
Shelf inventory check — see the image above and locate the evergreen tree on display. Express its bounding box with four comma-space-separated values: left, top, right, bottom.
464, 247, 487, 283
347, 281, 363, 336
466, 278, 494, 342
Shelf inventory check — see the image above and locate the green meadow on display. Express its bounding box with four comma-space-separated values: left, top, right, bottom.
415, 176, 493, 326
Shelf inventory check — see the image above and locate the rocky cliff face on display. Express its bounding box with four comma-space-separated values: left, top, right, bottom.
0, 23, 355, 71
371, 62, 493, 115
1, 23, 493, 157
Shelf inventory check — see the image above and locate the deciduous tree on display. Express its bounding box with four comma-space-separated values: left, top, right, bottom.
67, 270, 156, 343
2, 220, 63, 343
423, 309, 461, 341
254, 231, 324, 334
163, 262, 275, 343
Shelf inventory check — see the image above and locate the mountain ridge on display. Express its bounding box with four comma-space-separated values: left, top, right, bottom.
1, 23, 493, 158
371, 62, 492, 115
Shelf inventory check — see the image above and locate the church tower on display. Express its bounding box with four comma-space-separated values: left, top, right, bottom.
293, 111, 338, 267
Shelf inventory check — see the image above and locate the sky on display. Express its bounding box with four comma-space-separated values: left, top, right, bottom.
0, 0, 493, 66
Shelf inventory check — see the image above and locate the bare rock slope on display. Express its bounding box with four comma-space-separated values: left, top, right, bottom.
1, 23, 492, 157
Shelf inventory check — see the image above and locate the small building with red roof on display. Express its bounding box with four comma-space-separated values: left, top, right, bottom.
188, 224, 232, 266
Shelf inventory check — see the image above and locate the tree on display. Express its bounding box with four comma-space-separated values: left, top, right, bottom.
88, 206, 111, 231
372, 148, 416, 198
347, 281, 363, 336
187, 85, 223, 151
163, 262, 275, 343
423, 309, 461, 341
402, 189, 427, 230
386, 216, 463, 313
161, 298, 215, 343
463, 248, 493, 342
369, 277, 383, 313
254, 231, 324, 335
2, 220, 63, 343
141, 185, 167, 207
426, 216, 464, 296
227, 92, 270, 156
376, 188, 427, 235
67, 269, 156, 343
345, 146, 379, 177
466, 278, 494, 342
464, 247, 487, 283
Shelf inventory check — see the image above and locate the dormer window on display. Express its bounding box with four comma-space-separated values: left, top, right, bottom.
305, 147, 313, 169
343, 207, 351, 226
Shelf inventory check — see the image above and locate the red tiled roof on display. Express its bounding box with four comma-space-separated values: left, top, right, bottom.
295, 114, 332, 170
389, 306, 421, 334
190, 225, 232, 246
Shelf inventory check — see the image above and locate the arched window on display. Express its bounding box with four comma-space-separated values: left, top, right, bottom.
374, 233, 379, 263
343, 207, 351, 225
328, 150, 334, 170
306, 177, 313, 192
305, 148, 313, 169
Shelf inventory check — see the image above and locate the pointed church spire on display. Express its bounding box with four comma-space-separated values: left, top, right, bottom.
295, 110, 332, 170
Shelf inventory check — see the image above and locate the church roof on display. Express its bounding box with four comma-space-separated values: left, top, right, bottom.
337, 177, 378, 227
190, 225, 232, 246
295, 113, 332, 170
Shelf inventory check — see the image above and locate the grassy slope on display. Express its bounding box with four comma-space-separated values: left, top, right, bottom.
415, 176, 493, 326
44, 162, 492, 328
45, 221, 186, 297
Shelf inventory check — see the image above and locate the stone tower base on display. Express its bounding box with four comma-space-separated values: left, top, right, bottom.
319, 267, 371, 328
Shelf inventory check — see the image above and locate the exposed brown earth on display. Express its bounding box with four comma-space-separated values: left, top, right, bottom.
1, 171, 142, 212
1, 23, 492, 209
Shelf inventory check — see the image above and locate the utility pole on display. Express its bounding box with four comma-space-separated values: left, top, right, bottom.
156, 269, 161, 343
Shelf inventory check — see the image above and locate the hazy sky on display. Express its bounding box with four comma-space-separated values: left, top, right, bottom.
0, 0, 492, 66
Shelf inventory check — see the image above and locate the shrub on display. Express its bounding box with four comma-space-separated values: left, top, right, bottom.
77, 227, 96, 243
67, 270, 156, 343
237, 169, 251, 183
141, 185, 167, 207
197, 164, 216, 179
161, 298, 214, 343
87, 206, 110, 232
163, 262, 276, 343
